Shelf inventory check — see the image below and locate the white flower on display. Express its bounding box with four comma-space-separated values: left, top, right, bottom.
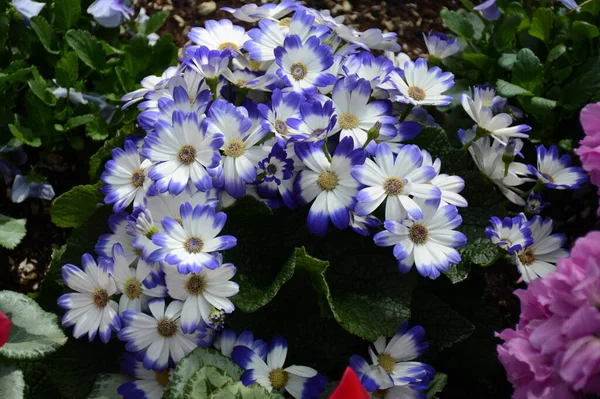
386, 58, 454, 106
188, 19, 250, 56
87, 0, 133, 28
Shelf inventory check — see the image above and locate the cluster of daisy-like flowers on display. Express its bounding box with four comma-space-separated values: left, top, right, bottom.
496, 230, 600, 398
56, 2, 466, 398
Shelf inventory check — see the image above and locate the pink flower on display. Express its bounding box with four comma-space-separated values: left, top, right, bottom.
575, 102, 600, 215
497, 231, 600, 398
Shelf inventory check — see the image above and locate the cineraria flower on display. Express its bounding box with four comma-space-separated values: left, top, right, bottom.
258, 89, 304, 145
101, 139, 153, 212
121, 67, 178, 109
349, 212, 381, 236
87, 0, 133, 28
12, 0, 44, 24
485, 214, 533, 254
188, 19, 250, 56
421, 150, 468, 208
118, 353, 172, 399
352, 144, 441, 221
274, 35, 336, 94
513, 216, 569, 283
202, 100, 268, 198
58, 254, 120, 343
181, 46, 230, 80
119, 299, 210, 371
287, 99, 338, 142
110, 244, 166, 315
232, 334, 327, 399
528, 145, 588, 190
525, 192, 549, 215
164, 263, 239, 333
559, 0, 581, 12
244, 9, 318, 63
474, 0, 501, 21
341, 52, 395, 90
150, 203, 237, 273
11, 174, 55, 203
295, 137, 366, 236
222, 0, 300, 23
96, 212, 139, 265
215, 329, 268, 359
461, 93, 531, 144
330, 76, 397, 148
423, 32, 461, 59
387, 58, 454, 107
358, 28, 402, 52
374, 199, 466, 279
143, 111, 224, 195
384, 51, 411, 71
350, 322, 434, 393
256, 144, 295, 205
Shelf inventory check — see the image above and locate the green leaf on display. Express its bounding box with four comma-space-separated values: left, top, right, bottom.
528, 8, 554, 43
50, 182, 104, 228
89, 129, 129, 180
520, 96, 558, 121
460, 238, 504, 267
87, 118, 110, 141
426, 373, 448, 399
55, 0, 81, 31
164, 348, 243, 399
87, 373, 131, 399
505, 2, 530, 31
0, 214, 26, 250
410, 291, 475, 350
465, 12, 485, 40
569, 20, 600, 41
65, 30, 106, 71
496, 79, 533, 97
115, 66, 136, 93
462, 53, 489, 69
560, 56, 600, 111
547, 44, 567, 63
494, 13, 523, 51
124, 34, 152, 78
440, 9, 474, 38
0, 15, 9, 50
0, 363, 24, 399
28, 69, 56, 106
409, 125, 467, 174
182, 366, 233, 399
8, 122, 41, 147
0, 291, 67, 360
512, 48, 543, 94
443, 262, 471, 284
139, 11, 168, 35
498, 53, 517, 70
457, 171, 503, 241
64, 114, 96, 131
29, 16, 59, 54
55, 52, 79, 89
209, 382, 273, 399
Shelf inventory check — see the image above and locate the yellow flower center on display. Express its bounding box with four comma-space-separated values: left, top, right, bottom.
268, 368, 289, 390
178, 145, 196, 165
338, 113, 359, 130
518, 247, 536, 265
184, 237, 204, 253
130, 169, 145, 188
218, 42, 239, 51
157, 318, 177, 338
249, 60, 262, 71
155, 369, 170, 387
279, 17, 292, 27
290, 62, 308, 80
383, 177, 405, 196
408, 85, 426, 101
378, 353, 396, 374
373, 389, 390, 398
274, 119, 288, 135
317, 170, 339, 191
409, 223, 429, 245
224, 140, 246, 158
124, 278, 142, 299
185, 274, 206, 295
92, 288, 109, 308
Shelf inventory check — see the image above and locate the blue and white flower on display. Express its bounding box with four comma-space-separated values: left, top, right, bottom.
330, 75, 397, 148
111, 244, 166, 315
244, 9, 319, 63
143, 111, 223, 195
525, 192, 549, 215
182, 46, 231, 80
386, 58, 454, 107
559, 0, 581, 12
222, 1, 300, 23
188, 19, 250, 56
287, 99, 338, 142
232, 334, 327, 399
513, 216, 569, 283
474, 0, 501, 21
118, 299, 210, 371
528, 145, 588, 190
10, 174, 55, 203
215, 329, 268, 359
101, 139, 153, 211
256, 143, 296, 206
485, 214, 533, 254
150, 203, 237, 273
274, 35, 336, 94
12, 0, 45, 24
118, 353, 172, 399
96, 212, 139, 265
384, 51, 411, 70
87, 0, 133, 28
358, 28, 402, 52
121, 67, 178, 109
349, 212, 381, 236
258, 89, 305, 145
164, 262, 239, 333
352, 143, 441, 221
350, 322, 434, 392
202, 100, 269, 198
423, 32, 461, 59
294, 137, 366, 236
421, 150, 468, 208
341, 52, 395, 91
374, 199, 466, 279
58, 254, 120, 343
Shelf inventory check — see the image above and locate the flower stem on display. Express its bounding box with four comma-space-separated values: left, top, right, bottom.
399, 104, 414, 122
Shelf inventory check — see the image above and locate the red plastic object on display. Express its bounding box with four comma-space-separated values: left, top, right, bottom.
0, 311, 11, 348
329, 367, 370, 399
